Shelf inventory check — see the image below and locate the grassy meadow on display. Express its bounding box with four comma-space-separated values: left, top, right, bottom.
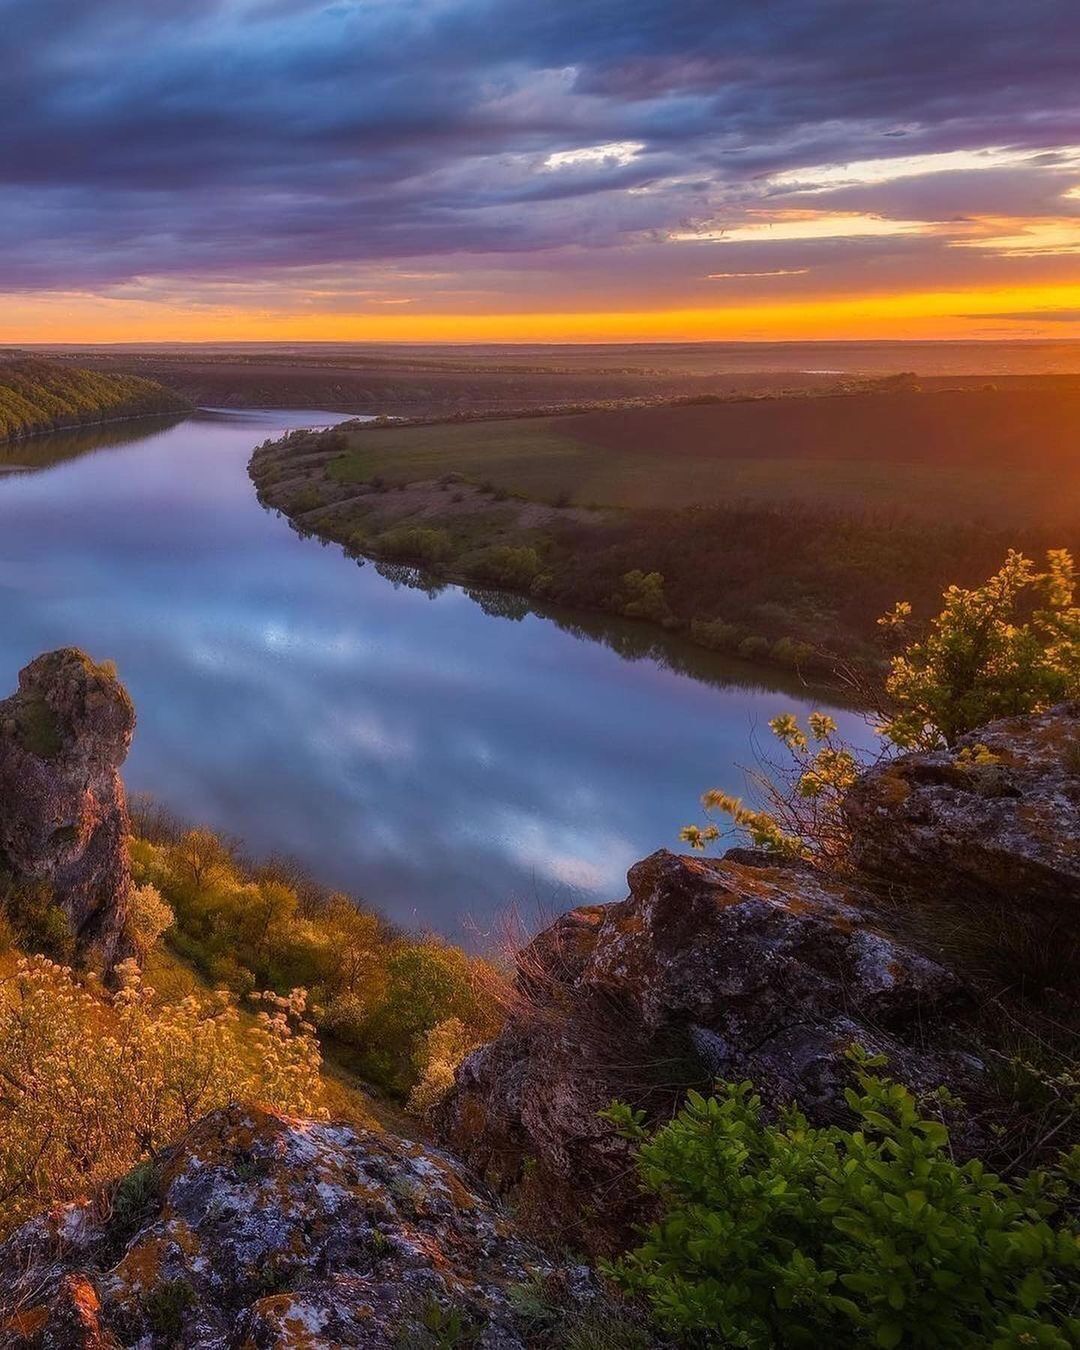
328, 380, 1080, 524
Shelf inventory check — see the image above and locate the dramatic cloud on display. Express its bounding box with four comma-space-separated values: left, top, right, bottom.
671, 213, 940, 243
764, 146, 1080, 194
954, 219, 1080, 257
3, 0, 1080, 336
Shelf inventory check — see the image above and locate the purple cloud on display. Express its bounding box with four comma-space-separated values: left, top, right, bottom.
2, 0, 1079, 303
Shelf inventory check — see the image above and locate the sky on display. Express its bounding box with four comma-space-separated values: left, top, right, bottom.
4, 0, 1080, 343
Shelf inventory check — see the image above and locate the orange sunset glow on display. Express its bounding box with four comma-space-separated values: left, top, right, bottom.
4, 280, 1080, 344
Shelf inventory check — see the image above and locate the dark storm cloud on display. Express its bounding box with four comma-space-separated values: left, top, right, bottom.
3, 0, 1079, 293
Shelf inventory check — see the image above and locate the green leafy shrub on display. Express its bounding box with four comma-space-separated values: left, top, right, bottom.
770, 636, 816, 667
109, 1160, 161, 1246
143, 1277, 195, 1342
690, 616, 741, 651
879, 548, 1080, 749
354, 939, 501, 1095
737, 634, 770, 661
471, 544, 542, 589
605, 1069, 1080, 1348
373, 526, 453, 567
407, 1016, 482, 1116
397, 1296, 478, 1348
617, 570, 673, 624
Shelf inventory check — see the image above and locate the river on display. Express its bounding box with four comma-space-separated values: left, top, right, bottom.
0, 409, 870, 938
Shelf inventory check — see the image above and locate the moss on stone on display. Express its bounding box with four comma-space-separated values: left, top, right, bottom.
15, 695, 62, 758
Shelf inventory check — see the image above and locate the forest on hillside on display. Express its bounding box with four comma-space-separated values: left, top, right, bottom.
0, 355, 190, 441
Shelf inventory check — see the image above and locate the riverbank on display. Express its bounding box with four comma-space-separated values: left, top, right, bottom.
250, 380, 1080, 676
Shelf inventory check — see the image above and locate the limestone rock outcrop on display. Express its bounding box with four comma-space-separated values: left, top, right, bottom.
434, 848, 974, 1253
0, 1105, 591, 1349
0, 649, 136, 969
435, 703, 1080, 1253
845, 701, 1080, 911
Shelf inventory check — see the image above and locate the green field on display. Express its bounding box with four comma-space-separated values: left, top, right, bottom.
329, 381, 1080, 526
330, 420, 588, 500
331, 417, 1064, 523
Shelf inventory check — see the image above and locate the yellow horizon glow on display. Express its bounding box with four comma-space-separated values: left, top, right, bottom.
2, 280, 1079, 344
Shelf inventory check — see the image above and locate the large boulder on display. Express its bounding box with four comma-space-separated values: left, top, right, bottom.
433, 849, 973, 1253
844, 702, 1080, 912
0, 1105, 592, 1349
0, 649, 136, 969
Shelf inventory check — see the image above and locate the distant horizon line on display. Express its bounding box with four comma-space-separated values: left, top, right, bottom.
8, 336, 1080, 350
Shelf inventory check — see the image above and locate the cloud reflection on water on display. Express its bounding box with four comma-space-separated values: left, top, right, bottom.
0, 410, 873, 939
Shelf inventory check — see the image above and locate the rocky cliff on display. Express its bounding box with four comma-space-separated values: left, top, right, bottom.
434, 702, 1080, 1253
845, 701, 1080, 911
433, 848, 978, 1252
0, 1105, 593, 1348
0, 649, 136, 970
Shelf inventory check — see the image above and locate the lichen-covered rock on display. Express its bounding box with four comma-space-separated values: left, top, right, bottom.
434, 849, 973, 1253
0, 648, 135, 969
845, 702, 1080, 911
0, 1105, 590, 1349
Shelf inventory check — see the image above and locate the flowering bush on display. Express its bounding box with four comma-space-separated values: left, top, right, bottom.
0, 955, 323, 1236
407, 1016, 482, 1116
124, 882, 174, 958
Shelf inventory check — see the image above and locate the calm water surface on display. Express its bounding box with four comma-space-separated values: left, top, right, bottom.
0, 410, 869, 937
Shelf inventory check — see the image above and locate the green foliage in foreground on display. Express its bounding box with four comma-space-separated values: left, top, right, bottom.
130, 823, 503, 1099
604, 1068, 1080, 1348
0, 356, 188, 441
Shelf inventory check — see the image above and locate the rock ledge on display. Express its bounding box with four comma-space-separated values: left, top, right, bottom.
0, 1105, 589, 1348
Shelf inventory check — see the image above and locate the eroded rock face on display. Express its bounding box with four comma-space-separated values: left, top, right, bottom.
0, 649, 135, 969
845, 702, 1080, 910
434, 849, 973, 1253
0, 1105, 590, 1349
